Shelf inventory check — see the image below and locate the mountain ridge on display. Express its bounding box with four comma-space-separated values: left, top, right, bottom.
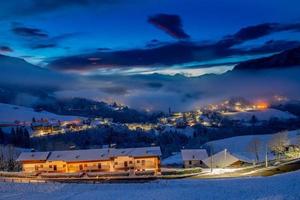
234, 46, 300, 71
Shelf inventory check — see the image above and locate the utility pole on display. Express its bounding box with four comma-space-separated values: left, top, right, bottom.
265, 144, 268, 168
210, 145, 213, 173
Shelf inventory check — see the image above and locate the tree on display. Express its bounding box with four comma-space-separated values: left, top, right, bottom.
10, 128, 17, 145
268, 131, 289, 159
21, 128, 30, 148
247, 137, 261, 163
6, 145, 18, 171
0, 128, 4, 144
250, 115, 258, 127
0, 147, 5, 170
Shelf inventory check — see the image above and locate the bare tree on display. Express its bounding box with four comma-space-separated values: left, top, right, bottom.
268, 131, 289, 160
0, 146, 5, 171
247, 137, 261, 163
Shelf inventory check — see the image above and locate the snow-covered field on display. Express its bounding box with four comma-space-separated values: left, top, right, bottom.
0, 103, 82, 123
205, 130, 300, 162
1, 170, 300, 200
223, 108, 296, 121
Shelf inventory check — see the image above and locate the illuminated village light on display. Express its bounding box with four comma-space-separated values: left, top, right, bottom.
255, 102, 269, 110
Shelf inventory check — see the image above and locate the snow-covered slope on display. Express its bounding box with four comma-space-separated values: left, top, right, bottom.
1, 170, 300, 200
0, 103, 82, 123
205, 130, 300, 162
223, 108, 297, 121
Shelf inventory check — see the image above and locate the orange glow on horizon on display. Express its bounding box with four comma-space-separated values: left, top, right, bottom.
255, 102, 268, 110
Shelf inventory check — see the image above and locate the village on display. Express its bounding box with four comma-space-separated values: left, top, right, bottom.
1, 96, 295, 139
0, 96, 300, 182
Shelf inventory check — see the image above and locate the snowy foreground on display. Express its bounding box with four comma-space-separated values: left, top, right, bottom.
1, 171, 300, 200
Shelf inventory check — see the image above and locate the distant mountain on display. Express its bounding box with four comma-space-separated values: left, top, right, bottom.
234, 46, 300, 71
0, 54, 74, 88
0, 54, 75, 106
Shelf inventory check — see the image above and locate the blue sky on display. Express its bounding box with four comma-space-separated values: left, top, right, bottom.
1, 0, 300, 111
0, 0, 299, 76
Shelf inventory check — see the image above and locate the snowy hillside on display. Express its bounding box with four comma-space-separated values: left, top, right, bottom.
205, 130, 300, 162
223, 108, 297, 121
1, 170, 300, 200
0, 103, 82, 123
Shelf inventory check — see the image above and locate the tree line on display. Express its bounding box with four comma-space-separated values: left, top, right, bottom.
0, 127, 30, 148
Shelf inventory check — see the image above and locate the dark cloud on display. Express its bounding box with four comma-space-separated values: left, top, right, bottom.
148, 13, 190, 39
48, 41, 200, 71
145, 39, 165, 48
0, 0, 121, 19
12, 24, 48, 38
218, 23, 300, 48
31, 44, 57, 49
97, 47, 111, 51
0, 46, 13, 53
48, 22, 300, 72
243, 40, 300, 55
146, 82, 163, 89
14, 28, 81, 50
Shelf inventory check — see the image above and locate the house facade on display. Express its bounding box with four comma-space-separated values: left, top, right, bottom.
181, 149, 208, 168
17, 147, 161, 175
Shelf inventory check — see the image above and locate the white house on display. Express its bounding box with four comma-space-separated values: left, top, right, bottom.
181, 149, 208, 168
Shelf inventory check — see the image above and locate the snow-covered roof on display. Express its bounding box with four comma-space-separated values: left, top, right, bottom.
47, 149, 110, 162
17, 152, 50, 161
17, 147, 161, 162
203, 149, 250, 168
181, 149, 208, 161
109, 146, 162, 158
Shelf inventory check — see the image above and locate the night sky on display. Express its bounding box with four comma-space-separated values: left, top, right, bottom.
1, 0, 300, 111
